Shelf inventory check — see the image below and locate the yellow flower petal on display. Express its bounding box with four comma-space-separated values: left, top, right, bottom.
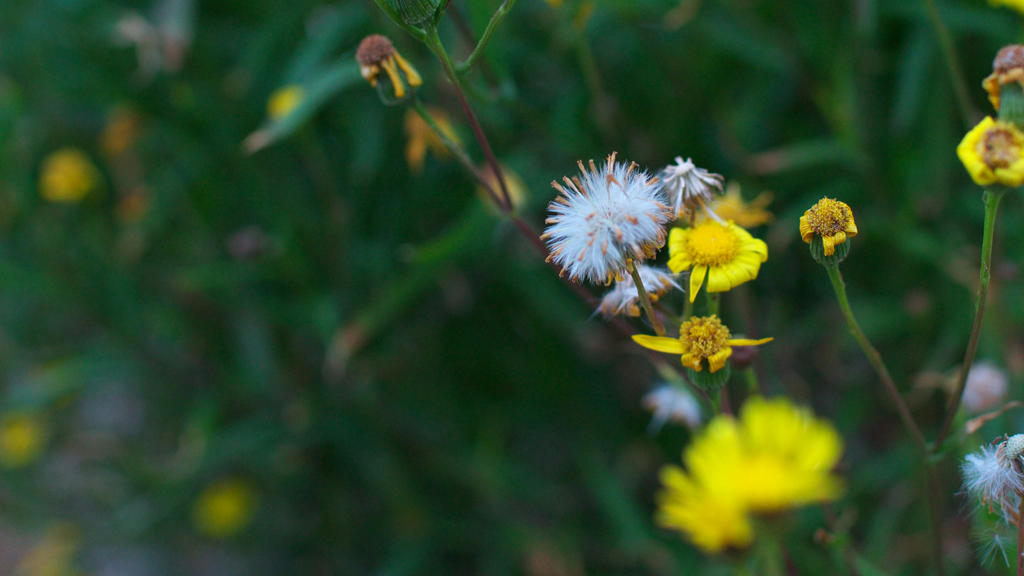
706, 266, 732, 293
689, 265, 707, 302
632, 334, 686, 354
727, 337, 774, 346
708, 347, 732, 372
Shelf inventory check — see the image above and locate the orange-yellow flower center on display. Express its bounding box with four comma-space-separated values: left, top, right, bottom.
804, 198, 852, 237
681, 316, 730, 360
683, 222, 739, 267
978, 123, 1024, 169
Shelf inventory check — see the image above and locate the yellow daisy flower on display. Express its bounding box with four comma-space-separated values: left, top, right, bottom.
632, 315, 772, 372
799, 198, 858, 257
957, 116, 1024, 187
656, 396, 844, 553
266, 85, 304, 121
667, 221, 767, 302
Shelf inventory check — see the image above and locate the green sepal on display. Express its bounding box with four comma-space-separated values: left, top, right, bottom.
393, 0, 445, 25
1000, 82, 1024, 129
808, 234, 850, 266
686, 364, 730, 392
374, 73, 415, 106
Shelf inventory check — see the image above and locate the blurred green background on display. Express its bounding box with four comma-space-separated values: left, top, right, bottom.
2, 0, 1024, 573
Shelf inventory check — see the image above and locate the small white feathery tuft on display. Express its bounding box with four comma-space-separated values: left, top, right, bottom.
598, 265, 681, 318
543, 153, 672, 284
963, 361, 1009, 414
659, 156, 724, 218
641, 384, 701, 434
963, 440, 1024, 523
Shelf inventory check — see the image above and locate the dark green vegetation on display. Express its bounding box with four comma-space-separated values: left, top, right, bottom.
0, 0, 1022, 573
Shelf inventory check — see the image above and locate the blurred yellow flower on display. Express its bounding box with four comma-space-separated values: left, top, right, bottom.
100, 107, 143, 157
656, 396, 844, 552
267, 85, 304, 121
15, 524, 79, 576
700, 183, 773, 229
957, 116, 1024, 187
667, 221, 767, 302
990, 0, 1024, 15
38, 148, 100, 203
475, 164, 528, 212
404, 108, 459, 173
0, 412, 47, 469
799, 198, 857, 257
633, 315, 771, 372
192, 478, 259, 538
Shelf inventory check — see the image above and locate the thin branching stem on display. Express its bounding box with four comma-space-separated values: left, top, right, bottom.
825, 264, 927, 453
630, 262, 666, 337
424, 25, 512, 211
456, 0, 517, 75
934, 189, 1003, 450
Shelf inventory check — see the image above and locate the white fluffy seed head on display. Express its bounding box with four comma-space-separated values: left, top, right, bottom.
659, 156, 724, 218
543, 154, 671, 284
963, 442, 1024, 523
598, 265, 681, 318
641, 384, 702, 433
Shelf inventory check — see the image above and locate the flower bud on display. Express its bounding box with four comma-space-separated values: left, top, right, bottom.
800, 198, 857, 266
394, 0, 446, 25
356, 34, 422, 103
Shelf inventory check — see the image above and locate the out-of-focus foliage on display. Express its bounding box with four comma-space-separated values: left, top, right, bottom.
0, 0, 1022, 573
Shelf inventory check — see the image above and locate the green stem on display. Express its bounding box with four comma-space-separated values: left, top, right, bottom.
934, 189, 1004, 450
424, 25, 512, 211
744, 367, 760, 395
919, 0, 978, 130
455, 0, 518, 75
681, 293, 693, 321
761, 533, 786, 576
630, 263, 666, 337
705, 289, 719, 317
825, 264, 927, 453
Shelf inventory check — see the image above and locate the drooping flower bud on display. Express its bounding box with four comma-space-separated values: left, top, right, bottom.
356, 34, 422, 101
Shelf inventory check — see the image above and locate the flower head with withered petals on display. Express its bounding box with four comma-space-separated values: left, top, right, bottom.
800, 198, 858, 257
958, 117, 1024, 187
543, 153, 672, 284
657, 396, 844, 553
659, 157, 724, 218
667, 221, 767, 302
632, 315, 772, 372
356, 34, 422, 99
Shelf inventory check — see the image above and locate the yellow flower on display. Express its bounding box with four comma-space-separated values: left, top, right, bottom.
0, 412, 47, 469
192, 478, 259, 538
476, 164, 528, 213
990, 0, 1024, 16
266, 85, 304, 121
957, 116, 1024, 187
656, 396, 844, 553
632, 315, 772, 372
356, 35, 421, 99
699, 182, 773, 229
404, 107, 459, 173
799, 198, 858, 257
38, 148, 100, 203
667, 221, 767, 302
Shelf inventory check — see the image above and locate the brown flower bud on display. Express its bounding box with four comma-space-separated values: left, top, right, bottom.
984, 45, 1024, 111
355, 35, 421, 99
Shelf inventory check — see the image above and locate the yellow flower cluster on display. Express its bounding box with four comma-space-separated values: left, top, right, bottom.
799, 198, 858, 256
633, 315, 771, 373
657, 396, 844, 552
